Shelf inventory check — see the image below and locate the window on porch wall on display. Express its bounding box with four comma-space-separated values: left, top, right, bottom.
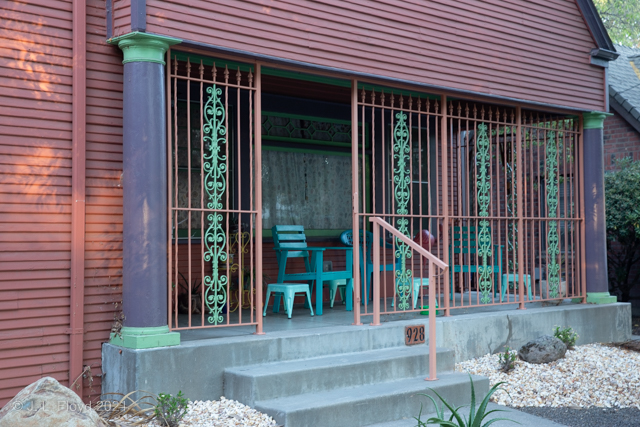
260, 110, 367, 239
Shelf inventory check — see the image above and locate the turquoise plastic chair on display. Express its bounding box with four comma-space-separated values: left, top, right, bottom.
263, 283, 314, 318
340, 230, 401, 302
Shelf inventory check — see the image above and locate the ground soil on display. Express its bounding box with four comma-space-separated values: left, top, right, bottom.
518, 406, 640, 427
633, 316, 640, 336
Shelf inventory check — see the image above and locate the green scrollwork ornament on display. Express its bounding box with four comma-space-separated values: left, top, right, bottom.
476, 123, 492, 304
393, 111, 412, 310
546, 130, 560, 298
203, 85, 228, 324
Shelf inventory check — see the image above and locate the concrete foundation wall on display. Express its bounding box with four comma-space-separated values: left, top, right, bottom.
102, 303, 631, 401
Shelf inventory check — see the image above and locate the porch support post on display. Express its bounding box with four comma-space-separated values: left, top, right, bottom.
583, 111, 616, 304
108, 32, 182, 348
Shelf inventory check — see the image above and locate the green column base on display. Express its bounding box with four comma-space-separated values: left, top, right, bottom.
110, 326, 180, 349
586, 292, 618, 304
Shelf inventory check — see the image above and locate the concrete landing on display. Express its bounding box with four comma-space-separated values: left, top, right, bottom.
365, 403, 566, 426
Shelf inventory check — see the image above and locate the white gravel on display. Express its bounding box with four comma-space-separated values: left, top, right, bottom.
120, 396, 279, 427
456, 343, 640, 409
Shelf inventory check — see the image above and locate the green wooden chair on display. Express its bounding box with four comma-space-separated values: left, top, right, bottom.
271, 225, 353, 316
449, 226, 502, 300
339, 229, 401, 303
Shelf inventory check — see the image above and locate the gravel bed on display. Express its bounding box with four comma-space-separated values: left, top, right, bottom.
456, 341, 640, 426
119, 397, 279, 427
456, 343, 640, 408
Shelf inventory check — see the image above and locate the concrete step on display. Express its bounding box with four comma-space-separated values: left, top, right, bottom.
254, 372, 489, 427
224, 346, 454, 405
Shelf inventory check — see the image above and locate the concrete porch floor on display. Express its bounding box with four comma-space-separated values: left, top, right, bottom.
178, 293, 589, 342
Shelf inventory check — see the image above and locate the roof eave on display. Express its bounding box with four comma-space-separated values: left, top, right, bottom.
575, 0, 619, 60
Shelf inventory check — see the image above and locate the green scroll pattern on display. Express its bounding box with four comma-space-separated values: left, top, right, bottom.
203, 85, 228, 324
476, 123, 493, 304
546, 130, 560, 298
393, 111, 412, 310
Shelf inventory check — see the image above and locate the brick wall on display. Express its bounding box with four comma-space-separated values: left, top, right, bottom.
603, 110, 640, 171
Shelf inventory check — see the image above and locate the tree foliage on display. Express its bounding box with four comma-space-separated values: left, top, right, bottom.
593, 0, 640, 47
605, 157, 640, 301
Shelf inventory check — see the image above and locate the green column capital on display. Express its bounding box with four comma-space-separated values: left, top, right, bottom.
108, 32, 181, 65
583, 111, 613, 130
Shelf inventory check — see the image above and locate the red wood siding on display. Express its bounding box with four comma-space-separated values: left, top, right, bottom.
83, 0, 124, 403
0, 0, 73, 406
0, 0, 123, 406
147, 0, 605, 111
112, 0, 130, 37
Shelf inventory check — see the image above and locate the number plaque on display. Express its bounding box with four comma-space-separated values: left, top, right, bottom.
405, 324, 425, 346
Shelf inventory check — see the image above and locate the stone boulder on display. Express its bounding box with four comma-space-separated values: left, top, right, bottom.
518, 335, 567, 364
0, 377, 106, 427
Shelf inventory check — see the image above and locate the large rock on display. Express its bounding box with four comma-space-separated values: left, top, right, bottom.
0, 377, 106, 427
518, 335, 567, 364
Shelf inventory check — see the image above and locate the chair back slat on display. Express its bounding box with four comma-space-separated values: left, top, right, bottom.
451, 226, 486, 254
272, 225, 308, 259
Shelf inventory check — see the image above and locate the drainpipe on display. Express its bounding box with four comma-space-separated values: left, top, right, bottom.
69, 0, 87, 398
582, 112, 616, 304
107, 32, 181, 348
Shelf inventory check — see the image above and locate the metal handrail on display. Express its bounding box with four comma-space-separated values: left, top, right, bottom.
369, 217, 449, 381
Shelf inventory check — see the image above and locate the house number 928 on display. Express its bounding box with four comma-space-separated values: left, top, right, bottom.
405, 325, 425, 345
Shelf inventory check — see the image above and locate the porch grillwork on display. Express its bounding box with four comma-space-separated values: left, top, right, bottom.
355, 86, 585, 318
166, 49, 586, 332
167, 52, 262, 331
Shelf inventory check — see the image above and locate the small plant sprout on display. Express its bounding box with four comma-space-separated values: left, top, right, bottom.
154, 391, 189, 427
498, 346, 518, 373
553, 326, 578, 349
415, 375, 519, 427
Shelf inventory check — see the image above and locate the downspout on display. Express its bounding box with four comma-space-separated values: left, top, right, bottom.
69, 0, 87, 398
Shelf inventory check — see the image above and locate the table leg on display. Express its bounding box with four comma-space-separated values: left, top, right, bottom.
346, 278, 353, 311
315, 252, 323, 316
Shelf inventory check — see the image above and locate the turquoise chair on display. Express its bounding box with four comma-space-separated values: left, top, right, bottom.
500, 273, 533, 302
449, 226, 502, 300
272, 225, 353, 316
340, 230, 401, 302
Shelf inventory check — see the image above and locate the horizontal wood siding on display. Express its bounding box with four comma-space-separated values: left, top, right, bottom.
0, 0, 73, 406
83, 0, 124, 403
112, 0, 130, 37
147, 0, 605, 111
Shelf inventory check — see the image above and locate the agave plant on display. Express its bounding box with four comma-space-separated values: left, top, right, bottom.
415, 375, 519, 427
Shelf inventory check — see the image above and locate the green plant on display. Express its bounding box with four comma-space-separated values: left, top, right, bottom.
415, 375, 518, 426
605, 157, 640, 303
553, 326, 578, 349
154, 391, 189, 427
497, 347, 518, 373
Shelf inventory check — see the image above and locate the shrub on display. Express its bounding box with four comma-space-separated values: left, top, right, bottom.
553, 326, 578, 349
415, 375, 518, 426
605, 157, 640, 302
155, 391, 189, 427
498, 347, 518, 373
